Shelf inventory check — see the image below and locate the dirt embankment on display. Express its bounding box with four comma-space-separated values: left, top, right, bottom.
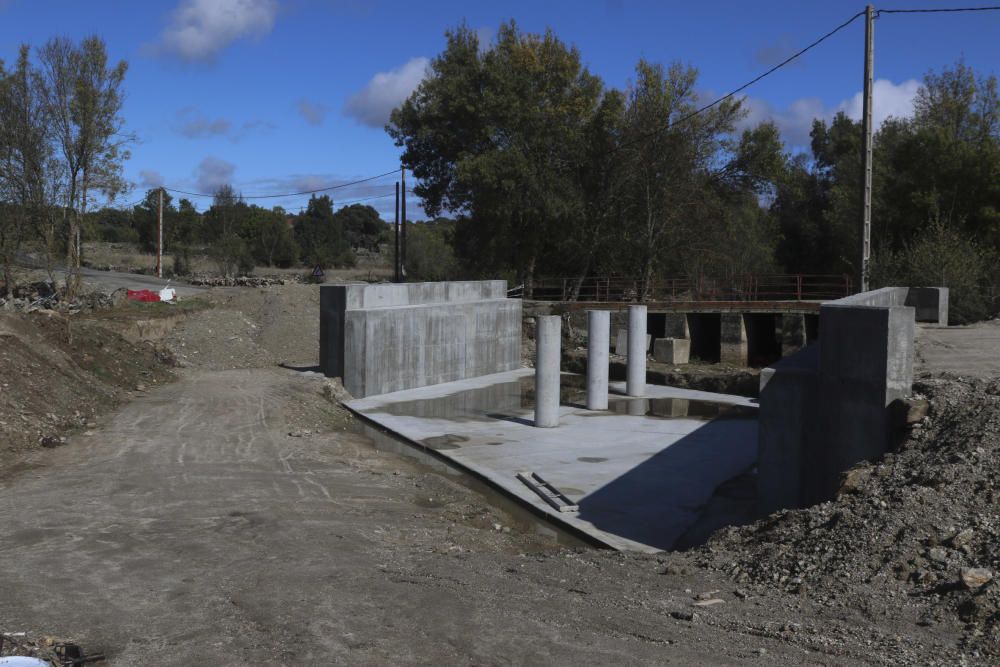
0, 310, 174, 470
694, 374, 1000, 661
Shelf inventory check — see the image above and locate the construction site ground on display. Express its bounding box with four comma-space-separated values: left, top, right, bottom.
1, 281, 998, 665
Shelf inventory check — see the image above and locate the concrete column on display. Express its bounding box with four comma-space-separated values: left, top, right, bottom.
781, 313, 807, 358
626, 305, 647, 396
586, 310, 609, 410
534, 315, 561, 428
720, 313, 748, 366
663, 312, 690, 340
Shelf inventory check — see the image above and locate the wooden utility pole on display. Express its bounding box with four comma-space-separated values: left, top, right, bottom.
859, 4, 875, 293
394, 181, 401, 282
157, 187, 164, 278
400, 166, 407, 280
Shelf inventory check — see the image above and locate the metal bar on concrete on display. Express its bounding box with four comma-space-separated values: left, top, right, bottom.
626, 305, 647, 397
586, 310, 610, 410
535, 315, 561, 427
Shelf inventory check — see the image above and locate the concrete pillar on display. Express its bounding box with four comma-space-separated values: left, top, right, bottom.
781, 313, 807, 358
663, 312, 690, 340
626, 305, 647, 396
586, 310, 610, 410
534, 315, 561, 428
720, 313, 748, 366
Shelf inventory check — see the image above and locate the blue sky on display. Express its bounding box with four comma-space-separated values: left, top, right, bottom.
2, 0, 998, 219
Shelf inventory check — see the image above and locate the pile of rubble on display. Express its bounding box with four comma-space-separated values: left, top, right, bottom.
697, 374, 1000, 655
186, 274, 301, 287
0, 282, 124, 313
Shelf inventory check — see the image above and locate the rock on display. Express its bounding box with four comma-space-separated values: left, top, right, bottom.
692, 598, 725, 607
927, 547, 948, 563
838, 467, 871, 495
948, 528, 974, 548
670, 610, 696, 622
960, 567, 993, 589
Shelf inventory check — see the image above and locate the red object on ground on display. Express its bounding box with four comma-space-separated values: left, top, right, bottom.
127, 289, 161, 302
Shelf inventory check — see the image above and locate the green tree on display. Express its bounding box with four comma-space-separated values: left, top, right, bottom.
246, 206, 298, 267
335, 203, 385, 252
0, 47, 53, 295
205, 184, 252, 277
294, 195, 353, 268
389, 21, 603, 294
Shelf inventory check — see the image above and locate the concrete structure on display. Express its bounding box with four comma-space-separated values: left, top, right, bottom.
757, 287, 948, 513
616, 329, 650, 356
720, 313, 748, 365
586, 310, 610, 410
653, 338, 691, 364
346, 368, 758, 552
320, 281, 521, 398
528, 301, 820, 368
535, 316, 561, 427
627, 305, 647, 396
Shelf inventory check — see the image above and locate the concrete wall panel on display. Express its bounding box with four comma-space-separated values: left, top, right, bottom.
321, 282, 521, 398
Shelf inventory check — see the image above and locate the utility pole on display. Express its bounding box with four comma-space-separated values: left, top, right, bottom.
157, 187, 164, 279
400, 166, 407, 280
859, 4, 875, 293
394, 181, 401, 282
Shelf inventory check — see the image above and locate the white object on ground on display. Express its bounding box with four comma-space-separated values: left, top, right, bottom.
159, 287, 176, 302
0, 658, 51, 666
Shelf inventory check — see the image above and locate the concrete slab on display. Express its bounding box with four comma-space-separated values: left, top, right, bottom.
346, 369, 757, 552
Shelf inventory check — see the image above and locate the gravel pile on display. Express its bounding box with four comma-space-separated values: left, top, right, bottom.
696, 375, 1000, 658
186, 275, 302, 287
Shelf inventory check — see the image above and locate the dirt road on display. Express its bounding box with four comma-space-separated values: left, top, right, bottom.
2, 364, 966, 665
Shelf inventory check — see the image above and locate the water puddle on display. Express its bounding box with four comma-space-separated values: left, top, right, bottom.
369, 373, 754, 423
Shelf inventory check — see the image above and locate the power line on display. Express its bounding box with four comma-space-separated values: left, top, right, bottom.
160, 169, 398, 200
617, 8, 867, 150
878, 5, 1000, 14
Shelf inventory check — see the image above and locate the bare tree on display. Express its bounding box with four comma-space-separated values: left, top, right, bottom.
38, 36, 129, 296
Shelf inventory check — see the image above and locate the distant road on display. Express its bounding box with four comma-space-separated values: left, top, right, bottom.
916, 320, 1000, 379
51, 265, 206, 297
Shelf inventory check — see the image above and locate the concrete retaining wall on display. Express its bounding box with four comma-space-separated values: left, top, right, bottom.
321, 281, 522, 398
757, 286, 947, 514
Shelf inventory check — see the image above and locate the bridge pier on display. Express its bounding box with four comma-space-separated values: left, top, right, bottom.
720, 313, 748, 366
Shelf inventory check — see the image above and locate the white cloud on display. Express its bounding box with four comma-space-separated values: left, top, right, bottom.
139, 169, 165, 188
195, 156, 236, 193
738, 78, 921, 148
297, 98, 328, 126
838, 78, 922, 129
344, 57, 430, 128
155, 0, 279, 63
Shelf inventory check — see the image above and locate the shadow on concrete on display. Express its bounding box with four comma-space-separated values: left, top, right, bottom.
575, 416, 757, 550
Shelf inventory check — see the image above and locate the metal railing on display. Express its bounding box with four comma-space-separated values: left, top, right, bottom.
523, 274, 853, 302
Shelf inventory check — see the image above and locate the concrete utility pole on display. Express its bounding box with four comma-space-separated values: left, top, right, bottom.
394, 181, 401, 282
400, 166, 407, 280
859, 4, 875, 293
157, 187, 164, 279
